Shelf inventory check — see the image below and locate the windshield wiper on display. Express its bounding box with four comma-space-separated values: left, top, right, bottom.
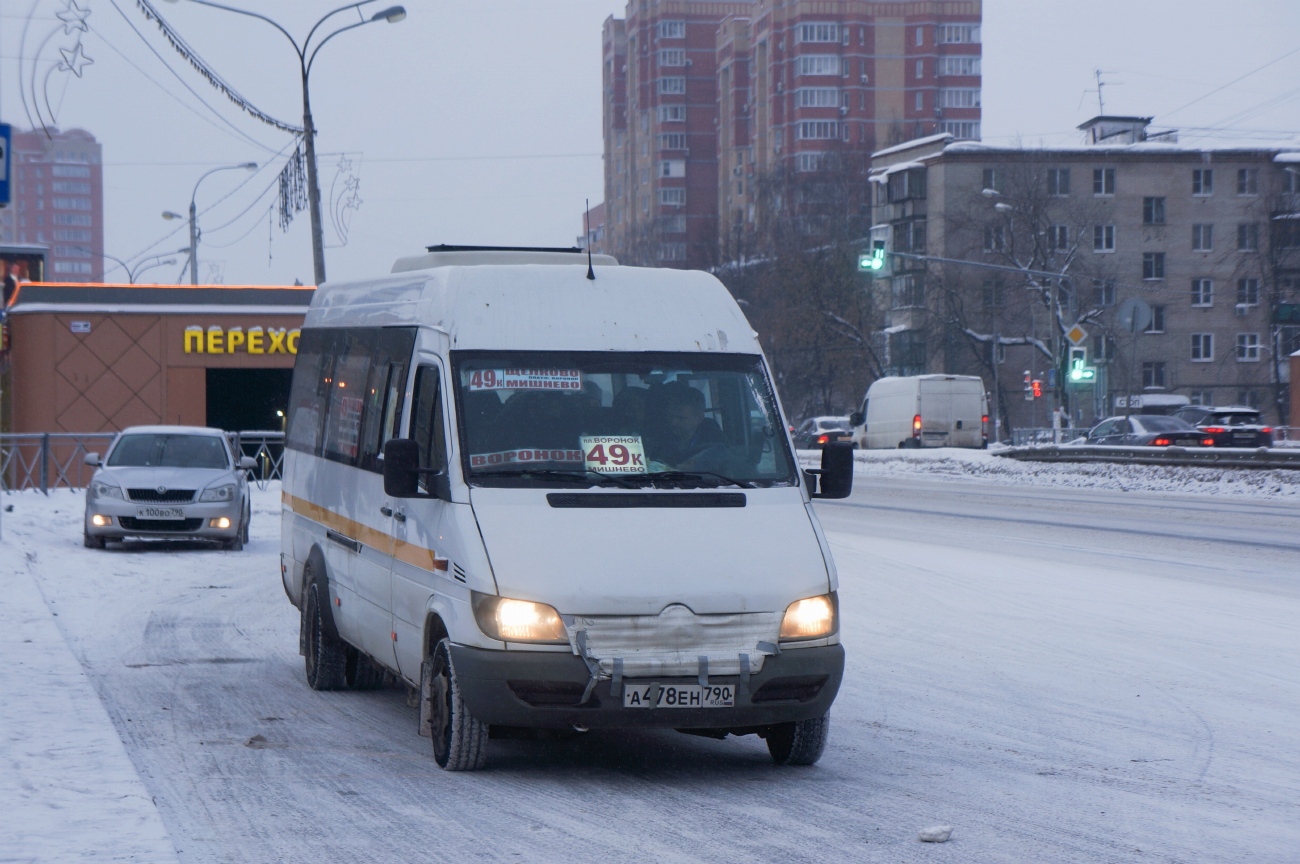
643, 471, 754, 489
477, 469, 644, 489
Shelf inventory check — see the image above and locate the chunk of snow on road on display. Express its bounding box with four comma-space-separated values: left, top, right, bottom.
919, 825, 954, 843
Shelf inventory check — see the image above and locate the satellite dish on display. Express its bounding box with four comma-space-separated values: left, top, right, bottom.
1118, 298, 1153, 334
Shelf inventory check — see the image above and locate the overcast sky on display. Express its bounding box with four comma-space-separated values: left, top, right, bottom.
2, 0, 1298, 286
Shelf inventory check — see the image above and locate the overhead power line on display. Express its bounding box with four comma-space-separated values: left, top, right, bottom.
1162, 46, 1300, 120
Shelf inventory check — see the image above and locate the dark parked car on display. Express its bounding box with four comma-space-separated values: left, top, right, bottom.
1085, 415, 1214, 448
793, 416, 854, 449
1170, 405, 1274, 448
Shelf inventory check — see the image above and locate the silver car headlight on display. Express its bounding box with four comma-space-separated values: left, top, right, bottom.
199, 483, 236, 503
90, 480, 124, 500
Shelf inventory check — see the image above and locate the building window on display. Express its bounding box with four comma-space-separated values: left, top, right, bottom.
1191, 333, 1213, 361
1192, 168, 1213, 196
937, 24, 980, 43
796, 153, 826, 173
1142, 362, 1166, 389
1093, 333, 1116, 362
1093, 167, 1115, 195
1190, 390, 1214, 406
796, 87, 840, 108
1237, 168, 1259, 195
1145, 305, 1166, 333
1142, 252, 1165, 280
939, 121, 980, 140
658, 188, 686, 206
1093, 224, 1115, 252
914, 91, 923, 111
1095, 279, 1117, 306
658, 242, 687, 261
798, 22, 839, 43
658, 49, 686, 67
657, 20, 685, 39
1047, 168, 1070, 197
982, 279, 1003, 308
659, 214, 686, 233
797, 55, 841, 76
982, 168, 1003, 193
52, 213, 91, 226
1143, 197, 1166, 225
52, 261, 93, 274
657, 105, 686, 123
1237, 278, 1259, 306
1237, 389, 1260, 409
916, 27, 924, 46
658, 160, 685, 178
1192, 224, 1213, 251
659, 133, 687, 150
658, 77, 686, 95
1236, 223, 1259, 251
984, 226, 1006, 252
1048, 225, 1070, 250
52, 245, 91, 257
890, 274, 926, 309
1191, 278, 1213, 307
53, 229, 91, 241
938, 88, 981, 108
1236, 333, 1261, 361
51, 164, 90, 178
939, 56, 981, 76
797, 120, 839, 140
915, 59, 924, 79
51, 181, 91, 194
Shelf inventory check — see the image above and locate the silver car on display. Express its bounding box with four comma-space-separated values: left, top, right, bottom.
83, 425, 255, 550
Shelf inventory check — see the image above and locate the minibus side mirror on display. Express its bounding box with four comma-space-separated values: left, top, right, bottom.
383, 439, 452, 502
83, 452, 101, 467
849, 411, 864, 427
808, 442, 853, 500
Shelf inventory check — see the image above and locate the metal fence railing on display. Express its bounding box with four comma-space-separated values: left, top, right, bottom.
2, 431, 286, 494
1011, 426, 1300, 449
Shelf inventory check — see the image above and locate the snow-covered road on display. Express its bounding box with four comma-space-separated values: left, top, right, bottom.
2, 474, 1297, 863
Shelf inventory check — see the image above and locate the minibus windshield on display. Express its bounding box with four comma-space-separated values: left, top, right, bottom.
452, 352, 797, 488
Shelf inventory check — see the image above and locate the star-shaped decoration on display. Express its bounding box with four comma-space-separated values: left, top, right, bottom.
58, 42, 94, 78
343, 175, 361, 194
57, 0, 91, 35
335, 155, 354, 175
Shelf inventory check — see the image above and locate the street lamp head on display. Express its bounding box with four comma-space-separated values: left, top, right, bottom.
994, 202, 1014, 213
241, 162, 257, 170
980, 188, 1000, 198
162, 211, 184, 221
371, 5, 406, 23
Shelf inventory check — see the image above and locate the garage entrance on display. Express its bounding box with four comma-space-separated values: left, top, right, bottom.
206, 368, 294, 432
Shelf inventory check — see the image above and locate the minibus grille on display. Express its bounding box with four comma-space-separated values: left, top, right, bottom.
569, 606, 780, 678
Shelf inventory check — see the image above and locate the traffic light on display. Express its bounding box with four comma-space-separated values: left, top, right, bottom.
859, 224, 892, 277
1068, 346, 1097, 383
1032, 379, 1043, 399
1023, 370, 1033, 401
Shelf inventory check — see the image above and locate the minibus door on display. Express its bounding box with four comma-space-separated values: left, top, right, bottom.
389, 361, 452, 680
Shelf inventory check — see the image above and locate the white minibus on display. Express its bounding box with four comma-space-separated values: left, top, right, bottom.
850, 375, 988, 449
280, 246, 852, 770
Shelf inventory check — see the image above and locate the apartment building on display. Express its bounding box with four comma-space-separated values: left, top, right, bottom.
602, 0, 982, 268
869, 118, 1300, 428
3, 128, 105, 282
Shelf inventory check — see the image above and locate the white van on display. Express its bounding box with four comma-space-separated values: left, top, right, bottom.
280, 246, 852, 770
850, 375, 988, 449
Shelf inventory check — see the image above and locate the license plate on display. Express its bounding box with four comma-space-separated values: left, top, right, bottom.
623, 683, 735, 709
1175, 439, 1200, 446
137, 507, 184, 520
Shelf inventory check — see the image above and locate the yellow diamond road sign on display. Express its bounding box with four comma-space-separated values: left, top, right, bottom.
1066, 325, 1088, 346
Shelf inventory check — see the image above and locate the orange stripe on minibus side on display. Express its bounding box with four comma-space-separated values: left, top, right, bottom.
284, 492, 445, 575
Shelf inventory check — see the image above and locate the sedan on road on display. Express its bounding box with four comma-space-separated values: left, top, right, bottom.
793, 416, 854, 449
1085, 415, 1214, 448
1171, 405, 1274, 448
83, 425, 256, 550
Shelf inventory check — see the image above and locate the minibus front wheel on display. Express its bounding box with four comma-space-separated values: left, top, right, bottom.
764, 713, 830, 766
304, 581, 347, 691
423, 639, 489, 771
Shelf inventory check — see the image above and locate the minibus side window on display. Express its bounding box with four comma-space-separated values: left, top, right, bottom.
356, 329, 415, 473
409, 365, 447, 491
321, 334, 373, 466
285, 328, 336, 456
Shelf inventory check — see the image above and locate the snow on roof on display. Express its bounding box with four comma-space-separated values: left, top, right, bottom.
945, 139, 1300, 156
869, 160, 928, 181
1275, 152, 1300, 163
872, 132, 952, 159
881, 324, 908, 335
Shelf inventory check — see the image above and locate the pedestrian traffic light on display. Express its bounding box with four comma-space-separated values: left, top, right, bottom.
1068, 346, 1096, 383
1023, 370, 1033, 401
1032, 379, 1043, 399
859, 225, 892, 277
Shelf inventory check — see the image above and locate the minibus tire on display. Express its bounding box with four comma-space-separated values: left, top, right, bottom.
345, 648, 385, 690
304, 582, 347, 691
766, 713, 830, 766
425, 639, 489, 770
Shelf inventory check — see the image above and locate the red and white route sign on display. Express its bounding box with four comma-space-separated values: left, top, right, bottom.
466, 369, 582, 392
580, 435, 647, 474
469, 448, 584, 468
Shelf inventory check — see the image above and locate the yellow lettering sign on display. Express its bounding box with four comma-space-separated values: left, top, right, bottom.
267, 328, 287, 354
247, 327, 264, 354
226, 327, 245, 353
183, 326, 299, 356
207, 327, 224, 354
184, 327, 204, 354
287, 329, 300, 354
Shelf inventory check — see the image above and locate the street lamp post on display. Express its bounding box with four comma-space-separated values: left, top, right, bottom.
78, 249, 179, 283
163, 162, 257, 285
164, 0, 406, 285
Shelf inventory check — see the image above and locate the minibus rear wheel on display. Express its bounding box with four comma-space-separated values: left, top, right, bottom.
304, 581, 346, 690
765, 713, 830, 766
424, 639, 489, 770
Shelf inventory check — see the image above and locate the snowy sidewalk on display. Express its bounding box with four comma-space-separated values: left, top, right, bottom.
1, 550, 179, 864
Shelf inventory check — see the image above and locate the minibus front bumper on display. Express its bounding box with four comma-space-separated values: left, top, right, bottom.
450, 643, 844, 730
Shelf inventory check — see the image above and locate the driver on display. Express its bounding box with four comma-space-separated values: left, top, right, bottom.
656, 382, 725, 468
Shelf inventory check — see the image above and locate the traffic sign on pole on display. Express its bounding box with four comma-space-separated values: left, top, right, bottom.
0, 123, 11, 207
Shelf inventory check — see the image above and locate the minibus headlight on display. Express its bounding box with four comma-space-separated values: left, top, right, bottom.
779, 593, 838, 641
472, 592, 567, 644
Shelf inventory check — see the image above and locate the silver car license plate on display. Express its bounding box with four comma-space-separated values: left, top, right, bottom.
623, 683, 735, 708
137, 507, 184, 520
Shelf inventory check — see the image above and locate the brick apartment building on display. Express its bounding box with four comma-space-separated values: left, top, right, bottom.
601, 0, 982, 269
868, 118, 1300, 429
2, 128, 105, 282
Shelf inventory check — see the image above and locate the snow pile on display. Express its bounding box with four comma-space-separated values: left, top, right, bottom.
800, 447, 1300, 499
